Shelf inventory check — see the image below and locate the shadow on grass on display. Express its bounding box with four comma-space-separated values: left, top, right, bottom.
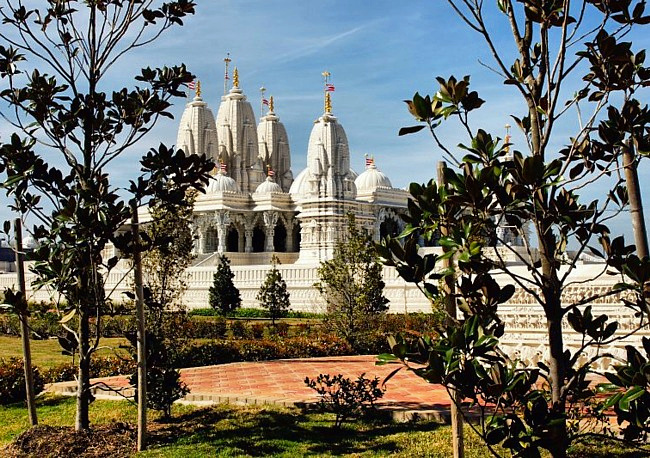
148, 405, 445, 456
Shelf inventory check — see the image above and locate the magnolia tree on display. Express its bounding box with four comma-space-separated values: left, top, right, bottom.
378, 1, 650, 457
0, 1, 213, 432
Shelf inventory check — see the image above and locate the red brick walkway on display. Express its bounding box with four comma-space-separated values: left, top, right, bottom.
48, 355, 453, 422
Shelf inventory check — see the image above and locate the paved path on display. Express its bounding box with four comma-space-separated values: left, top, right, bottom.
48, 355, 453, 422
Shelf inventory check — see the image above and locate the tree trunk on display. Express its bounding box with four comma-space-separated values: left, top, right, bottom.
622, 147, 649, 258
131, 201, 148, 451
545, 288, 568, 458
15, 218, 37, 426
438, 161, 465, 458
76, 303, 91, 431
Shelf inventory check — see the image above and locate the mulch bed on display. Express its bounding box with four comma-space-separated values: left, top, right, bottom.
1, 423, 136, 458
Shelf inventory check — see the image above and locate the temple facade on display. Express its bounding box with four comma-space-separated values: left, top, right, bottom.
168, 69, 410, 266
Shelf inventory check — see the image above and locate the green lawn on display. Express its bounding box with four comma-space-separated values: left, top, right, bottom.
0, 336, 129, 369
1, 396, 646, 457
0, 395, 498, 457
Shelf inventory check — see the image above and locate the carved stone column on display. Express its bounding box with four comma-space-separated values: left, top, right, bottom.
194, 216, 210, 254
214, 211, 231, 253
285, 216, 295, 252
263, 211, 279, 252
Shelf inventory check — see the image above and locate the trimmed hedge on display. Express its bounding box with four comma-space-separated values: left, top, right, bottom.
189, 307, 323, 319
42, 356, 136, 384
179, 335, 354, 368
0, 358, 45, 405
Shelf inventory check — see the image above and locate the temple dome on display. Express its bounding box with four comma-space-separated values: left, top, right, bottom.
289, 168, 309, 196
355, 164, 392, 192
206, 171, 240, 193
254, 176, 283, 194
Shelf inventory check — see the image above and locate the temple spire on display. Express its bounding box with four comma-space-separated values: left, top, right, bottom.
269, 95, 274, 113
196, 80, 201, 98
325, 92, 332, 114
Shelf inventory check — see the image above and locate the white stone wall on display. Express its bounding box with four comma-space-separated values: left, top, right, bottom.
2, 262, 647, 371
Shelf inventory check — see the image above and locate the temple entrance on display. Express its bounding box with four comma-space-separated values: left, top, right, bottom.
273, 223, 287, 252
252, 226, 265, 252
226, 227, 239, 252
205, 228, 217, 252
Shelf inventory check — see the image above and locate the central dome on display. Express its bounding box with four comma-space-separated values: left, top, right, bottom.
254, 176, 283, 194
355, 164, 392, 192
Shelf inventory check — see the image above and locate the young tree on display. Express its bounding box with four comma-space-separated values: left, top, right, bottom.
142, 191, 197, 312
209, 254, 241, 317
0, 1, 213, 432
316, 214, 389, 352
379, 2, 650, 457
257, 254, 290, 325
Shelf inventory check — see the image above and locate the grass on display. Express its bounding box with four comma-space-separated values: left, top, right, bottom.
0, 336, 129, 369
1, 396, 647, 457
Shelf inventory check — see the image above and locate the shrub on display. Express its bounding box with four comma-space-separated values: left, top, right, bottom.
129, 366, 189, 419
257, 255, 291, 325
0, 358, 45, 405
250, 323, 265, 339
305, 373, 384, 428
269, 322, 290, 338
230, 320, 251, 339
208, 255, 241, 317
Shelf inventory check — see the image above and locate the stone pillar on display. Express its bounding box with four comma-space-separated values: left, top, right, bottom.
214, 211, 231, 253
286, 217, 295, 252
263, 211, 279, 252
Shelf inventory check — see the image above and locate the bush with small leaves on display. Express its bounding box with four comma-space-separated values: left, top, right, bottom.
230, 320, 251, 339
304, 373, 384, 428
0, 358, 44, 405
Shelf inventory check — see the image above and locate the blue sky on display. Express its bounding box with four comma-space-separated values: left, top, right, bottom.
1, 1, 649, 245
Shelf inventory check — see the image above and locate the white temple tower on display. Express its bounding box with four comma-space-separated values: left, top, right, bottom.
257, 96, 293, 192
176, 82, 219, 160
216, 68, 265, 193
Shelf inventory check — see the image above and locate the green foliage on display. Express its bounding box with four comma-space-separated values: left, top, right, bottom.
0, 358, 44, 405
0, 0, 213, 429
257, 255, 291, 325
209, 255, 241, 317
381, 1, 650, 456
304, 373, 384, 428
316, 214, 389, 351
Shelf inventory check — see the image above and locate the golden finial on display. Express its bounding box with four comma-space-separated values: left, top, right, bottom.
196, 80, 201, 98
325, 92, 332, 114
233, 67, 239, 88
269, 95, 274, 112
